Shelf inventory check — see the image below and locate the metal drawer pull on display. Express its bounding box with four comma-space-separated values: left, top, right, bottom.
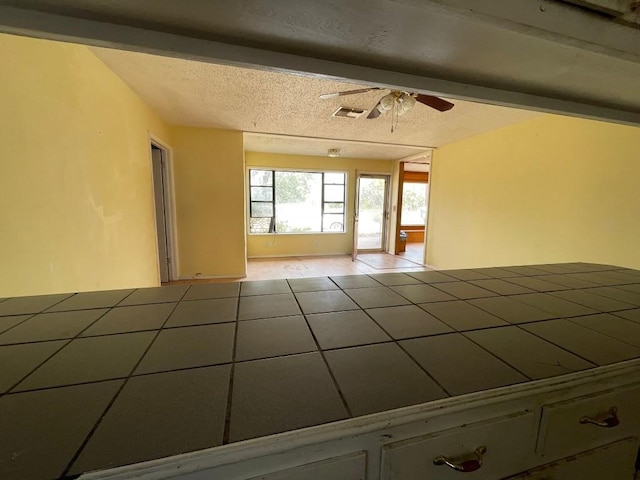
433, 446, 487, 472
579, 406, 619, 428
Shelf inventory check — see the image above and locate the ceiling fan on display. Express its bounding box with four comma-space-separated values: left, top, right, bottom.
319, 87, 454, 119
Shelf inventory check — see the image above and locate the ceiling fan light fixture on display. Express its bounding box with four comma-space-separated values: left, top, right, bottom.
327, 148, 341, 157
379, 93, 395, 111
398, 93, 416, 115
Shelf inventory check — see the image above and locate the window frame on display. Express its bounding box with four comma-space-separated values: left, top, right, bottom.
247, 167, 348, 235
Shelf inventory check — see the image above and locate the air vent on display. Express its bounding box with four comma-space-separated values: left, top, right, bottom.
332, 107, 366, 118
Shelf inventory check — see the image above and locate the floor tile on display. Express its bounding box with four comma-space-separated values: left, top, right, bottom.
0, 315, 31, 335
432, 281, 498, 300
368, 273, 423, 286
0, 293, 72, 316
439, 269, 491, 281
585, 287, 640, 306
70, 366, 230, 475
329, 275, 382, 289
570, 314, 640, 347
405, 271, 457, 283
469, 279, 535, 295
229, 353, 347, 441
366, 305, 453, 339
241, 279, 291, 296
527, 264, 577, 274
236, 316, 316, 361
503, 276, 567, 292
401, 334, 527, 395
135, 324, 234, 374
118, 285, 188, 306
592, 270, 640, 284
15, 332, 155, 391
164, 298, 237, 327
287, 277, 339, 292
0, 310, 108, 345
419, 300, 508, 331
537, 274, 598, 289
0, 381, 122, 480
614, 308, 640, 323
469, 267, 522, 278
550, 290, 636, 312
344, 286, 411, 309
307, 310, 391, 349
619, 284, 640, 294
182, 282, 240, 300
81, 304, 175, 336
500, 265, 550, 276
46, 289, 135, 312
508, 293, 597, 318
324, 343, 446, 416
0, 341, 67, 393
565, 273, 623, 286
469, 297, 556, 324
464, 326, 594, 379
238, 293, 301, 319
294, 290, 359, 315
618, 269, 640, 277
390, 284, 456, 303
523, 319, 640, 365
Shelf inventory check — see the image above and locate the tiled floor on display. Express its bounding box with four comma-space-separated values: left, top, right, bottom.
2, 263, 640, 479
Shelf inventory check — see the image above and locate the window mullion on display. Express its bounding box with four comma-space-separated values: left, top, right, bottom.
271, 170, 276, 233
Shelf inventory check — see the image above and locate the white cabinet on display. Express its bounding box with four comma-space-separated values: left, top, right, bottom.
246, 452, 367, 480
81, 361, 640, 480
537, 383, 640, 460
506, 437, 639, 480
381, 411, 535, 480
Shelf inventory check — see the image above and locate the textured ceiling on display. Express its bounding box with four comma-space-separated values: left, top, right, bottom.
91, 46, 540, 156
243, 134, 430, 160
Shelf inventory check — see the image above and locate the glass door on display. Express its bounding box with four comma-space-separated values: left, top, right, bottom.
355, 174, 390, 251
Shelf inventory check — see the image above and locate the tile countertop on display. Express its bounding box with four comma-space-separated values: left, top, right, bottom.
2, 263, 640, 479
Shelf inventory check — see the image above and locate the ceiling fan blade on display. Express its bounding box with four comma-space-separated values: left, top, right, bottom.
415, 94, 454, 112
319, 87, 382, 99
367, 100, 383, 119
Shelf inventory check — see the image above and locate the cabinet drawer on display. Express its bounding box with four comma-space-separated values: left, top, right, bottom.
381, 410, 535, 480
537, 382, 640, 459
506, 437, 639, 480
246, 452, 366, 480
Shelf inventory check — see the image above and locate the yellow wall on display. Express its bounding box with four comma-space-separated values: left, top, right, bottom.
172, 127, 247, 278
0, 34, 172, 297
427, 115, 640, 269
246, 152, 394, 257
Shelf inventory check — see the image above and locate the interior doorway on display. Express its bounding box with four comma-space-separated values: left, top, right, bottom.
150, 142, 175, 283
353, 173, 391, 259
395, 159, 430, 265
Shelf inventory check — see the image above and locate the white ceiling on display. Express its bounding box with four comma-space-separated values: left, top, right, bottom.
91, 46, 540, 158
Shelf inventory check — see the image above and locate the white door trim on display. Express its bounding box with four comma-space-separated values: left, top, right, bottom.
149, 134, 179, 283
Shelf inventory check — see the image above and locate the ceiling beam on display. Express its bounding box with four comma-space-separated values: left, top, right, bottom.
0, 5, 639, 126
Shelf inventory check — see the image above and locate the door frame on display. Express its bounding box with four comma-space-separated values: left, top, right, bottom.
353, 172, 392, 257
149, 134, 179, 283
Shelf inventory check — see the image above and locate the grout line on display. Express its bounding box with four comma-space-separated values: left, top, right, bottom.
3, 308, 114, 397
222, 295, 241, 445
59, 289, 189, 478
360, 308, 453, 397
459, 331, 533, 381
288, 279, 353, 418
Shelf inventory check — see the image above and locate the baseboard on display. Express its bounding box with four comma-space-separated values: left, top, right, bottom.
177, 274, 246, 281
247, 253, 349, 259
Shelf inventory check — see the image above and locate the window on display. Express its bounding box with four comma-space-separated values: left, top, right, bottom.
249, 169, 346, 234
401, 182, 428, 225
